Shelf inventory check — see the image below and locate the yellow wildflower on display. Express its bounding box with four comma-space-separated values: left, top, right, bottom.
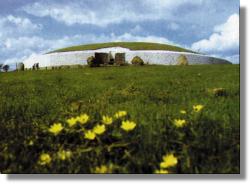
28, 140, 34, 146
93, 124, 106, 135
94, 165, 113, 174
174, 119, 187, 128
38, 153, 51, 165
121, 120, 136, 132
193, 105, 204, 112
114, 111, 127, 119
57, 150, 72, 161
160, 154, 178, 168
85, 130, 96, 140
180, 110, 187, 114
77, 114, 89, 124
48, 123, 63, 135
66, 117, 78, 127
155, 169, 169, 174
102, 115, 113, 125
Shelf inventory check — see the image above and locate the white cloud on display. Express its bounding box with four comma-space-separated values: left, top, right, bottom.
3, 36, 48, 51
0, 15, 42, 35
111, 33, 172, 44
2, 35, 86, 54
143, 0, 204, 10
0, 15, 44, 65
2, 56, 29, 65
169, 22, 180, 31
22, 2, 141, 26
225, 54, 239, 64
130, 25, 143, 34
6, 15, 42, 30
21, 0, 206, 27
0, 35, 71, 64
191, 14, 239, 53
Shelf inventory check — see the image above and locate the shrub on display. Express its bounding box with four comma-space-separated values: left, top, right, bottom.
87, 56, 99, 67
131, 56, 144, 66
177, 55, 189, 66
2, 65, 9, 72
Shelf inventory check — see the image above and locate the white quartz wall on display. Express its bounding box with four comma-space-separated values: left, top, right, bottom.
125, 51, 230, 65
23, 48, 230, 68
23, 51, 94, 68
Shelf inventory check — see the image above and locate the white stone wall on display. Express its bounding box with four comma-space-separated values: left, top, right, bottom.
23, 47, 230, 68
125, 51, 230, 65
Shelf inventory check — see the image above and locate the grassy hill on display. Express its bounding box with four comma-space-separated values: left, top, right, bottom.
0, 65, 239, 174
50, 42, 197, 54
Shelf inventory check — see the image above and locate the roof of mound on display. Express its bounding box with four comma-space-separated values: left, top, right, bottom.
49, 42, 197, 54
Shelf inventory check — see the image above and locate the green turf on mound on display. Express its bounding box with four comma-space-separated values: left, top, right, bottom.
49, 42, 197, 54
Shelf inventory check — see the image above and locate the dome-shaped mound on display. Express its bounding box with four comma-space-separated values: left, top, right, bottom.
49, 42, 197, 54
23, 42, 231, 69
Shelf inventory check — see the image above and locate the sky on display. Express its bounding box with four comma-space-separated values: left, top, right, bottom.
0, 0, 239, 66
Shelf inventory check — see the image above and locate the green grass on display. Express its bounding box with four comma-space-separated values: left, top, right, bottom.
0, 65, 239, 174
49, 42, 197, 54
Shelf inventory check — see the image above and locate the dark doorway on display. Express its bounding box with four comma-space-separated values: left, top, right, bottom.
95, 53, 109, 65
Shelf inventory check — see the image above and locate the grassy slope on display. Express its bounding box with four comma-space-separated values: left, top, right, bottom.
0, 65, 239, 173
49, 42, 197, 53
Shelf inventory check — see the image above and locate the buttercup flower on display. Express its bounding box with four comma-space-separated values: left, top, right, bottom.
57, 150, 72, 161
121, 120, 136, 132
193, 105, 204, 112
48, 123, 63, 135
102, 115, 113, 125
160, 154, 178, 168
174, 119, 187, 128
85, 130, 96, 140
94, 165, 113, 174
38, 153, 51, 165
28, 140, 34, 146
180, 110, 187, 114
155, 169, 169, 174
66, 117, 78, 127
77, 114, 89, 124
93, 124, 106, 135
114, 111, 127, 119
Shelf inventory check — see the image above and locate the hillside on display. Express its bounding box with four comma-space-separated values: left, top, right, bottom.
49, 42, 197, 54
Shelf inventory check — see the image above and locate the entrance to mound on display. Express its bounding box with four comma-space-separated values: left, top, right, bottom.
94, 52, 126, 65
95, 53, 109, 65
